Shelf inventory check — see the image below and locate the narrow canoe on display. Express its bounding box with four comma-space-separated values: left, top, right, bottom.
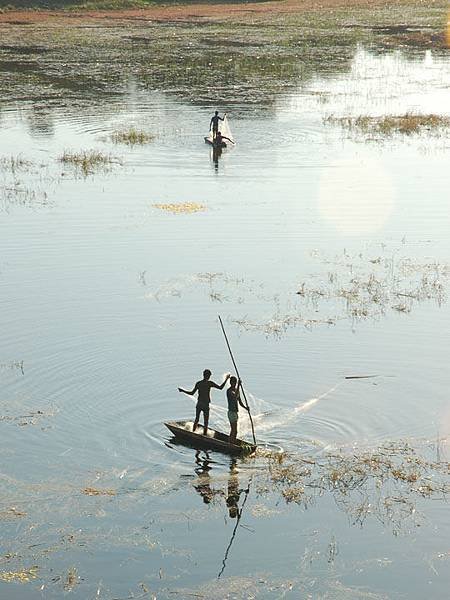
164, 420, 256, 456
204, 137, 227, 148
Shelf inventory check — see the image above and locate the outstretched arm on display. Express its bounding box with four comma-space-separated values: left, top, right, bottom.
211, 374, 230, 390
222, 136, 235, 144
178, 383, 198, 396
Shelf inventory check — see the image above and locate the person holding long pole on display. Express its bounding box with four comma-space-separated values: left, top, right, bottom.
226, 376, 247, 444
218, 315, 257, 446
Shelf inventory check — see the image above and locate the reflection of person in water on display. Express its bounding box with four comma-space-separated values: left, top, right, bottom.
212, 145, 222, 171
226, 459, 245, 519
194, 450, 214, 504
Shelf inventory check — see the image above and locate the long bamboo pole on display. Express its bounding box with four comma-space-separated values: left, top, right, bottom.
218, 315, 256, 446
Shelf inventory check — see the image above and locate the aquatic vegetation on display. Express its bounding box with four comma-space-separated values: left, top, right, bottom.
0, 155, 32, 174
235, 248, 449, 336
325, 113, 450, 137
0, 404, 55, 427
110, 128, 155, 145
0, 182, 49, 211
82, 487, 116, 496
59, 150, 119, 176
0, 507, 26, 520
264, 441, 450, 532
0, 360, 24, 374
0, 4, 446, 110
153, 202, 206, 214
63, 567, 79, 591
0, 566, 38, 583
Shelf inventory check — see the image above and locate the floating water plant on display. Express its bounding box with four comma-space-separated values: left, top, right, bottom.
63, 567, 79, 591
325, 113, 450, 137
82, 487, 116, 496
153, 202, 206, 214
0, 566, 38, 583
111, 128, 155, 145
59, 150, 119, 176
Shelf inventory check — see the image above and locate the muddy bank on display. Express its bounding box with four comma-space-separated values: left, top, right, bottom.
0, 0, 448, 25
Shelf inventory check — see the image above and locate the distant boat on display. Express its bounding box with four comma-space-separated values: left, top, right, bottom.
204, 114, 235, 148
165, 420, 256, 456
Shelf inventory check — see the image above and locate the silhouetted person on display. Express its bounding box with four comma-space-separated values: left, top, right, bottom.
226, 376, 247, 444
210, 110, 225, 140
215, 131, 233, 148
178, 369, 230, 435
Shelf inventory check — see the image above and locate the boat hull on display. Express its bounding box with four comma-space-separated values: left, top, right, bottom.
204, 137, 227, 148
165, 420, 256, 456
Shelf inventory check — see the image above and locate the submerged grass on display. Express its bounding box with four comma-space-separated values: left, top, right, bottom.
264, 440, 450, 532
110, 128, 155, 146
0, 155, 32, 174
233, 246, 450, 336
82, 487, 116, 496
325, 113, 450, 137
59, 150, 119, 176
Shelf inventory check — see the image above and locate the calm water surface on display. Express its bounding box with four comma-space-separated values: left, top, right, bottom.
1, 47, 450, 598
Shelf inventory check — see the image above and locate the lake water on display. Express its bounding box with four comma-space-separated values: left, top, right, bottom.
1, 44, 450, 598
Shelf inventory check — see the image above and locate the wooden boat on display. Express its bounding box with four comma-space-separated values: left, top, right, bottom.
165, 420, 256, 456
204, 136, 227, 148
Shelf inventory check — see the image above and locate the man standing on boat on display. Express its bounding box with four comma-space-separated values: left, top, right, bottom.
226, 376, 247, 444
178, 369, 230, 435
210, 111, 225, 140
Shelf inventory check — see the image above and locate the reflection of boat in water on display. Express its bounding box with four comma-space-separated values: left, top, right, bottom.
165, 420, 256, 456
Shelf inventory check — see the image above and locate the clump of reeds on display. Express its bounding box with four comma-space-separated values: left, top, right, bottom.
59, 150, 118, 176
325, 113, 450, 136
111, 128, 155, 145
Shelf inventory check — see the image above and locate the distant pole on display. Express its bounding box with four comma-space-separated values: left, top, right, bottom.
218, 315, 256, 446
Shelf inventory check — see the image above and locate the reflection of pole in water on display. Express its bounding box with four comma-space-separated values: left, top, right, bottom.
218, 459, 251, 579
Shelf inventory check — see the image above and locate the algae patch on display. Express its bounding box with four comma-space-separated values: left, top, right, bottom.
153, 202, 206, 214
